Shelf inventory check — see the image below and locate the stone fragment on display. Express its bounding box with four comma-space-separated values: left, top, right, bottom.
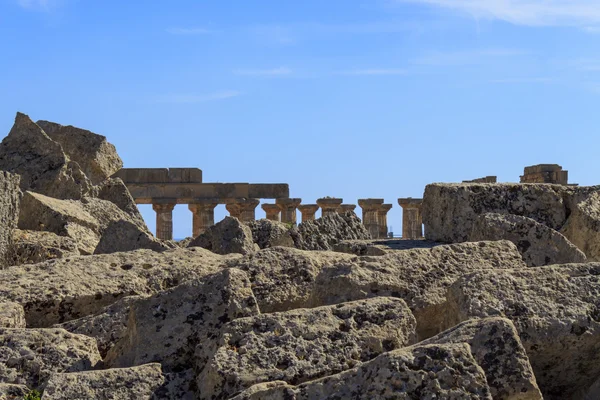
445, 263, 600, 398
471, 212, 586, 266
0, 248, 235, 327
0, 328, 101, 389
93, 219, 173, 254
0, 172, 21, 268
36, 119, 123, 185
231, 343, 492, 400
333, 238, 439, 255
0, 302, 25, 328
422, 183, 568, 243
42, 363, 163, 399
421, 317, 542, 400
0, 113, 92, 200
188, 216, 258, 255
96, 177, 144, 223
0, 384, 30, 398
246, 219, 295, 249
198, 297, 417, 400
295, 212, 371, 251
561, 188, 600, 261
105, 268, 259, 374
9, 230, 79, 266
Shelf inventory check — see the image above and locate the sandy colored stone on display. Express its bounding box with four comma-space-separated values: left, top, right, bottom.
0, 113, 92, 200
0, 383, 30, 398
198, 297, 417, 400
421, 317, 542, 400
105, 268, 259, 374
189, 216, 258, 255
42, 363, 163, 400
295, 211, 371, 251
246, 219, 295, 249
0, 247, 235, 327
231, 343, 492, 400
445, 263, 600, 399
561, 188, 600, 261
0, 302, 25, 329
0, 172, 21, 268
333, 239, 440, 256
94, 219, 173, 254
471, 212, 586, 266
9, 230, 79, 266
96, 177, 144, 223
0, 328, 101, 389
36, 119, 123, 186
422, 183, 569, 243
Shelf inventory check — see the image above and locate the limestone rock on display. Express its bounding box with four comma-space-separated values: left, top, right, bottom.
561, 188, 600, 261
295, 211, 371, 251
246, 219, 295, 249
471, 212, 586, 266
0, 172, 21, 268
422, 183, 568, 243
0, 247, 235, 327
0, 302, 25, 328
231, 343, 492, 400
0, 113, 92, 200
421, 317, 542, 400
36, 120, 123, 185
96, 177, 144, 223
198, 297, 417, 400
8, 230, 79, 266
42, 363, 163, 399
0, 384, 30, 398
105, 268, 259, 375
333, 239, 440, 256
0, 328, 101, 389
188, 216, 258, 255
445, 263, 600, 398
94, 219, 173, 254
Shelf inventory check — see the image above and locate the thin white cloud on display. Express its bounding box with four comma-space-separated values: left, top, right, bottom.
154, 91, 241, 104
233, 67, 292, 76
166, 27, 215, 35
396, 0, 600, 28
339, 68, 407, 76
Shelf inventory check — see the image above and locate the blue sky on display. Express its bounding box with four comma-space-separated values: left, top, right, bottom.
1, 0, 599, 238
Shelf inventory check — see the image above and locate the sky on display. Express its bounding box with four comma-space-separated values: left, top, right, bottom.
1, 0, 599, 239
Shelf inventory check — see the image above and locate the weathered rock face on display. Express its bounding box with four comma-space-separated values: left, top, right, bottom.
0, 248, 235, 327
231, 343, 492, 400
231, 241, 525, 339
561, 188, 600, 261
189, 216, 258, 255
105, 268, 259, 376
471, 213, 586, 266
421, 317, 542, 400
0, 328, 101, 389
0, 172, 21, 268
0, 302, 25, 328
8, 229, 79, 266
445, 264, 600, 399
246, 219, 295, 249
94, 219, 173, 254
333, 239, 440, 256
198, 297, 417, 400
36, 120, 123, 185
422, 183, 568, 243
42, 363, 163, 399
295, 212, 371, 251
96, 177, 144, 223
0, 383, 30, 398
0, 113, 92, 200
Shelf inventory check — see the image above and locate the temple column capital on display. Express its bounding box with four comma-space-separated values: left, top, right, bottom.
152, 202, 176, 240
316, 198, 343, 218
358, 198, 384, 239
378, 204, 393, 238
261, 204, 281, 221
338, 204, 357, 213
188, 200, 219, 237
276, 198, 302, 224
298, 204, 319, 222
228, 198, 260, 222
398, 198, 423, 239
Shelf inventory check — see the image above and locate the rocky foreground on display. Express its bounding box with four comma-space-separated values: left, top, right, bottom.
0, 113, 600, 399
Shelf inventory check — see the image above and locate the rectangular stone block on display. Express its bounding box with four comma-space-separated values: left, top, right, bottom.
113, 168, 203, 184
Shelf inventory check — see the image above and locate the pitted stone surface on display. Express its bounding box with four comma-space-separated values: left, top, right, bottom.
0, 383, 30, 398
94, 219, 173, 254
9, 230, 79, 266
421, 317, 542, 400
246, 219, 295, 249
0, 328, 101, 389
0, 248, 235, 327
0, 302, 25, 328
198, 297, 417, 399
295, 212, 371, 251
42, 363, 163, 399
96, 177, 145, 223
189, 216, 258, 255
561, 188, 600, 261
0, 172, 20, 269
471, 212, 586, 266
231, 343, 492, 400
445, 263, 600, 399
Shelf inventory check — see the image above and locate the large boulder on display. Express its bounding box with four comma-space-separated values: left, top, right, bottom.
445, 263, 600, 399
0, 172, 21, 268
0, 248, 235, 327
0, 113, 92, 200
471, 212, 586, 266
42, 363, 163, 399
198, 297, 417, 400
561, 188, 600, 261
36, 119, 123, 185
0, 328, 101, 389
94, 219, 172, 254
246, 219, 296, 249
0, 302, 25, 328
422, 183, 568, 243
295, 211, 371, 251
230, 241, 525, 339
232, 343, 492, 400
96, 177, 144, 223
8, 229, 79, 266
188, 216, 258, 255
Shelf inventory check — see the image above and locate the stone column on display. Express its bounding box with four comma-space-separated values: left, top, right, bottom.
261, 204, 280, 221
378, 204, 393, 238
276, 198, 302, 224
338, 204, 356, 214
152, 203, 176, 240
358, 199, 383, 239
188, 201, 218, 237
298, 204, 319, 222
316, 198, 343, 218
398, 198, 423, 240
239, 199, 260, 222
225, 202, 242, 219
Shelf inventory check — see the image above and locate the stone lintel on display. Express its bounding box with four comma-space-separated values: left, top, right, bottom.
113, 168, 203, 184
463, 176, 497, 183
